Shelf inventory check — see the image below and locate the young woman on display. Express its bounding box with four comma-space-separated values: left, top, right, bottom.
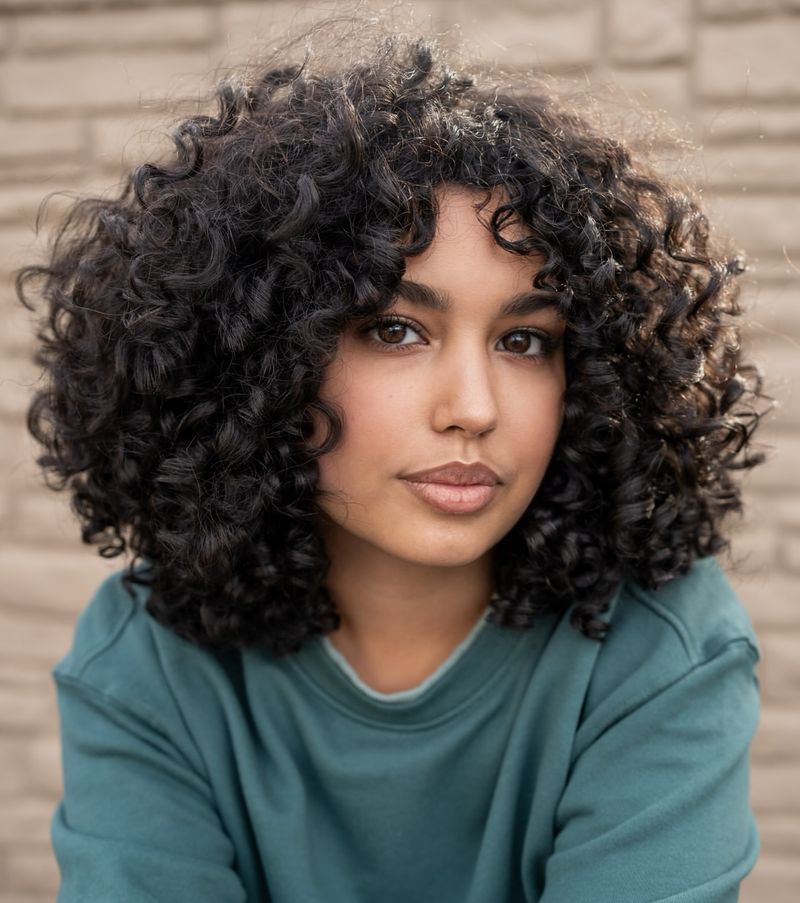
18, 22, 769, 903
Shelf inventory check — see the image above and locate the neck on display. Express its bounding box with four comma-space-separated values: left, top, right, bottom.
318, 522, 494, 692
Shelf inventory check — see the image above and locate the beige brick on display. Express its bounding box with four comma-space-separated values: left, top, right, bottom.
0, 892, 55, 903
0, 289, 37, 356
706, 194, 800, 256
218, 0, 303, 53
0, 489, 9, 529
751, 760, 800, 812
0, 608, 76, 667
88, 112, 173, 172
217, 0, 440, 62
700, 143, 800, 191
701, 0, 780, 16
0, 173, 129, 239
743, 255, 800, 285
16, 6, 213, 53
2, 844, 59, 894
0, 676, 57, 734
744, 334, 800, 427
744, 434, 800, 493
702, 105, 800, 142
740, 282, 800, 337
0, 226, 49, 281
778, 531, 800, 574
11, 488, 90, 549
0, 797, 53, 846
736, 575, 800, 630
481, 0, 589, 5
758, 631, 800, 704
765, 494, 800, 531
443, 3, 600, 70
610, 0, 690, 64
0, 545, 121, 618
0, 185, 62, 228
746, 461, 794, 512
2, 50, 214, 115
0, 355, 43, 421
603, 66, 690, 117
0, 735, 61, 798
753, 813, 800, 858
1, 160, 86, 191
752, 706, 800, 761
0, 654, 52, 687
27, 734, 61, 798
740, 855, 800, 903
0, 119, 85, 161
0, 0, 141, 7
0, 180, 114, 229
727, 512, 779, 574
0, 457, 35, 538
697, 19, 800, 100
0, 738, 27, 795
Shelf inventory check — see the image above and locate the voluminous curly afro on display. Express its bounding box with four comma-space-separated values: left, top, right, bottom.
17, 21, 769, 654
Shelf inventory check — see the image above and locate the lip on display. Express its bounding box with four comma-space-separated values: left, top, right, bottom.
400, 461, 502, 486
401, 480, 500, 514
399, 460, 502, 515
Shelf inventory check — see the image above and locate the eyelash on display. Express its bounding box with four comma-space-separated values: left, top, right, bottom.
358, 315, 561, 361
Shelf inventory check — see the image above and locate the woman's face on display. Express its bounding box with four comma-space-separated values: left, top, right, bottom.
313, 184, 566, 570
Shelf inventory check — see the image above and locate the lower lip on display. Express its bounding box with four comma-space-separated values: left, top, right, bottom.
401, 480, 499, 514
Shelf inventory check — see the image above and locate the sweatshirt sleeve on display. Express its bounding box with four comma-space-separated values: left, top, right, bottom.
539, 637, 760, 903
52, 671, 248, 903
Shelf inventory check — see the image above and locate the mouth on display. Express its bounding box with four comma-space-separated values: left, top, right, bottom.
400, 461, 502, 486
400, 479, 500, 514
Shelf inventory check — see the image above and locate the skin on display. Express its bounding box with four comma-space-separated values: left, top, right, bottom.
313, 184, 567, 692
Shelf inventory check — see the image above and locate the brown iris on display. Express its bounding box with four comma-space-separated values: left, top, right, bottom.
376, 321, 408, 344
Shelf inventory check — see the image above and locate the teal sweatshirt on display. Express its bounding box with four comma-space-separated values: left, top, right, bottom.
51, 557, 760, 902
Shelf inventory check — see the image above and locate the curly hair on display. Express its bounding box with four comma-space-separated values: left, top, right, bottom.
17, 23, 769, 655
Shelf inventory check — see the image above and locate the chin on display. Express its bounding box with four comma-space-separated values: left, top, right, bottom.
391, 536, 495, 569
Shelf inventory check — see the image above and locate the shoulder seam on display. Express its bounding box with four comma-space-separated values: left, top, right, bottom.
53, 672, 211, 782
54, 580, 137, 681
625, 572, 759, 667
623, 578, 696, 664
575, 636, 759, 763
646, 637, 760, 711
54, 671, 176, 742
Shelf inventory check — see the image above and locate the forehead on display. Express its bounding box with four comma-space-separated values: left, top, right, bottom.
431, 183, 532, 243
400, 184, 548, 311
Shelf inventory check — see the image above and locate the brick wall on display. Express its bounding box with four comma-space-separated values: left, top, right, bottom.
0, 1, 798, 900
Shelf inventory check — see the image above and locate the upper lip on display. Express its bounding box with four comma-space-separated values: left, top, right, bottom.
401, 461, 502, 485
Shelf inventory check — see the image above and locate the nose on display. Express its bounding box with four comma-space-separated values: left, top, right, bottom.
430, 341, 499, 437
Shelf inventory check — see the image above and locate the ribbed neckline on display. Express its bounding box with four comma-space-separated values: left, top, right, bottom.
319, 605, 493, 703
286, 611, 538, 727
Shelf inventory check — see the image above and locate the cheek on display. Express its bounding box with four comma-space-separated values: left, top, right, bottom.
329, 355, 419, 444
506, 380, 565, 466
314, 369, 405, 490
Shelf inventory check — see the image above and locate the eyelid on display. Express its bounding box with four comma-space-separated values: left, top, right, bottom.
369, 314, 426, 337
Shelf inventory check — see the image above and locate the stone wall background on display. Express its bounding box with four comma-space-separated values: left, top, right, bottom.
1, 0, 798, 900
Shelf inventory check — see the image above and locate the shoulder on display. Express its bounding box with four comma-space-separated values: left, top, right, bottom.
581, 557, 760, 725
53, 566, 212, 722
614, 555, 759, 665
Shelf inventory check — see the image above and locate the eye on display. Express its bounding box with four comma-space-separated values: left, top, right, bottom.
498, 329, 551, 358
359, 318, 560, 359
361, 316, 424, 349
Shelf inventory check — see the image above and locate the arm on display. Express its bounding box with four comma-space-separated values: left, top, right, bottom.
540, 639, 760, 903
52, 674, 248, 903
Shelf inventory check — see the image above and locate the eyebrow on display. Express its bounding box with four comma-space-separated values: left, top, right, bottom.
394, 279, 561, 318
